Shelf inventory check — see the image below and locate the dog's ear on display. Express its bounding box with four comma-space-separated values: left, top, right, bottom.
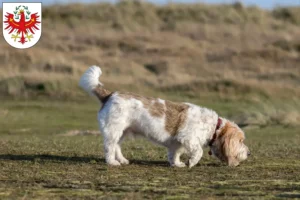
220, 127, 231, 163
223, 135, 239, 166
219, 122, 240, 166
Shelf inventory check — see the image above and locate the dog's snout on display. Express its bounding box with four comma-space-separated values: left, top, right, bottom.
247, 151, 251, 156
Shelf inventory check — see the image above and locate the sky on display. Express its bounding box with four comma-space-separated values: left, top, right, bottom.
2, 0, 300, 9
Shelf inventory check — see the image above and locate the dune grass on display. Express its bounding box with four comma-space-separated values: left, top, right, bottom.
1, 2, 300, 100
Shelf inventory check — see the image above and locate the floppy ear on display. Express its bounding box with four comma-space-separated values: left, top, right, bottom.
219, 123, 239, 166
221, 130, 231, 163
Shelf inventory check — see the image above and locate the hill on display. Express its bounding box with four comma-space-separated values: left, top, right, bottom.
1, 1, 300, 125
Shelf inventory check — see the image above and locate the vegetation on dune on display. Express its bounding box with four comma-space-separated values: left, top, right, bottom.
273, 7, 300, 25
1, 2, 300, 97
40, 2, 300, 27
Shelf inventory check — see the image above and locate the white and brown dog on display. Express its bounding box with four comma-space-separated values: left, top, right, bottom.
79, 66, 250, 168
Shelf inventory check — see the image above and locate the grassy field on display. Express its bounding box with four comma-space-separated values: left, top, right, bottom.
1, 1, 300, 199
0, 99, 300, 199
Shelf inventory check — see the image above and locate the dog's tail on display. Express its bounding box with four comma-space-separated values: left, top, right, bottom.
79, 66, 112, 103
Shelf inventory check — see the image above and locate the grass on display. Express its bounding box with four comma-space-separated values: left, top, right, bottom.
1, 1, 300, 199
0, 100, 300, 199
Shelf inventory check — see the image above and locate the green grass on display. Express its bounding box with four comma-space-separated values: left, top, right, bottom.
1, 1, 300, 198
0, 100, 300, 199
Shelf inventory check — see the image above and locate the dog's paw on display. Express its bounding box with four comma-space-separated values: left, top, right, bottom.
172, 162, 186, 168
119, 158, 130, 165
107, 160, 121, 166
187, 159, 198, 168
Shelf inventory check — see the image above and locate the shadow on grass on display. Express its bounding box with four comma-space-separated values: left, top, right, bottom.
0, 154, 104, 163
0, 154, 224, 167
0, 154, 170, 167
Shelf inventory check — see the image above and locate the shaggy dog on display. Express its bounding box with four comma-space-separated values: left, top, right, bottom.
79, 66, 250, 168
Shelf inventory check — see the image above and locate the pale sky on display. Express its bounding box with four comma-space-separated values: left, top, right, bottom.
2, 0, 300, 9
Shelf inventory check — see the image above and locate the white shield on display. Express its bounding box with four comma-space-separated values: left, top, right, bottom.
2, 3, 42, 49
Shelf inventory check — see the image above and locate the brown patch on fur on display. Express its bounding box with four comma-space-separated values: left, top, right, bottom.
165, 101, 189, 136
93, 85, 112, 104
149, 101, 165, 117
119, 93, 189, 135
119, 93, 165, 117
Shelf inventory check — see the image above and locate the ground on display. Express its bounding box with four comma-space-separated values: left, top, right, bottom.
0, 100, 299, 199
1, 2, 300, 199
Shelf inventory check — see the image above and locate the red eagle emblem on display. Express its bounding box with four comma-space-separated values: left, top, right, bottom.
4, 8, 40, 44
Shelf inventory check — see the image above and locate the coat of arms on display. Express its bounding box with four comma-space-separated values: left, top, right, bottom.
3, 3, 42, 49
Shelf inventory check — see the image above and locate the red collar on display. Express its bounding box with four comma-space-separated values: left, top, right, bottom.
208, 118, 222, 147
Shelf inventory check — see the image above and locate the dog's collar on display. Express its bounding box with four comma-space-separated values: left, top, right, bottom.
208, 117, 222, 147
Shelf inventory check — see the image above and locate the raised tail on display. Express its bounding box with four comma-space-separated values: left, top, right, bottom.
79, 66, 112, 103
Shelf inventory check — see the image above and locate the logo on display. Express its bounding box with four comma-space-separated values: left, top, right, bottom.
3, 3, 41, 49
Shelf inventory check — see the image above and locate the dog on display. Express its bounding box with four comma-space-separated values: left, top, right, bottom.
79, 66, 250, 168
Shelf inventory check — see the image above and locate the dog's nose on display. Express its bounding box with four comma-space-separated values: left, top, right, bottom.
247, 151, 251, 156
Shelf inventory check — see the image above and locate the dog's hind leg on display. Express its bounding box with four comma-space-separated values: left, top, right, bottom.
115, 131, 130, 165
103, 137, 120, 166
102, 126, 126, 166
115, 144, 129, 165
98, 104, 130, 166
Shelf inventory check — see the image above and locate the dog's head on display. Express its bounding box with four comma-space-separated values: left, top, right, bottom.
209, 121, 250, 167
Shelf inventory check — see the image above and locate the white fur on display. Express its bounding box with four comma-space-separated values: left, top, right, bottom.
79, 65, 102, 95
96, 94, 219, 168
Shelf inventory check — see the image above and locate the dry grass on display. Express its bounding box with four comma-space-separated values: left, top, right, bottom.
1, 1, 300, 125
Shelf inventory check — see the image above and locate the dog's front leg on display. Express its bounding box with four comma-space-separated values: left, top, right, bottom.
168, 145, 186, 167
182, 140, 203, 168
188, 147, 203, 168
